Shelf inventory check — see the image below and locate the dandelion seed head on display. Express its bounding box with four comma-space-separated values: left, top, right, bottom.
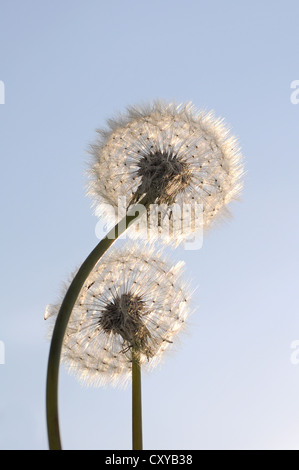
87, 100, 244, 246
45, 245, 190, 387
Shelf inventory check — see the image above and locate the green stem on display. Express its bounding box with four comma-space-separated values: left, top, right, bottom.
46, 196, 149, 450
132, 350, 143, 450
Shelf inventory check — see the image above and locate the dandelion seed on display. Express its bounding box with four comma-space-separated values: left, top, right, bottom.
88, 100, 244, 246
45, 244, 190, 387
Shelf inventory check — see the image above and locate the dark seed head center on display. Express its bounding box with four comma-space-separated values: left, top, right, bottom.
99, 293, 151, 353
136, 151, 192, 204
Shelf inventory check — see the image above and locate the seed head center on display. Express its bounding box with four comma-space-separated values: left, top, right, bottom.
99, 293, 151, 353
136, 151, 192, 204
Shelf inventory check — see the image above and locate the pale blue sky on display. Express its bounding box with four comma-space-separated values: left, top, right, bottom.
1, 0, 299, 450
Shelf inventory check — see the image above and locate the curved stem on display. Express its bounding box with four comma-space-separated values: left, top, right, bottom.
46, 196, 149, 450
132, 350, 143, 450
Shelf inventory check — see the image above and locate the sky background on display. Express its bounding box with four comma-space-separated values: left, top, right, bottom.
1, 0, 299, 450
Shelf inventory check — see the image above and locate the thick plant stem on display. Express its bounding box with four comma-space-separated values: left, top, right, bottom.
132, 350, 143, 450
46, 197, 149, 450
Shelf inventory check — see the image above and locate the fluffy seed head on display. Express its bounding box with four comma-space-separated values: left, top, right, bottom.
88, 100, 244, 246
45, 244, 190, 387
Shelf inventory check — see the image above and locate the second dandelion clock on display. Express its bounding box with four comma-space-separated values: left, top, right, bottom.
46, 245, 190, 450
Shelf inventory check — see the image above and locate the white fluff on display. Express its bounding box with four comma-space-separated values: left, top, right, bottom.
45, 244, 191, 388
87, 100, 244, 247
